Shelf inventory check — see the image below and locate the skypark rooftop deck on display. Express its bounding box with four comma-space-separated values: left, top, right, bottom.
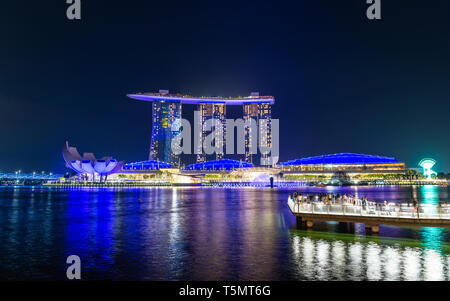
127, 92, 275, 105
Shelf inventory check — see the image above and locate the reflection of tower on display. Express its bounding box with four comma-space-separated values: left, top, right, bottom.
150, 101, 182, 165
197, 103, 226, 163
419, 185, 444, 256
243, 101, 272, 165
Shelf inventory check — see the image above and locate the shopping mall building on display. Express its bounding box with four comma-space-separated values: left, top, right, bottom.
278, 153, 406, 181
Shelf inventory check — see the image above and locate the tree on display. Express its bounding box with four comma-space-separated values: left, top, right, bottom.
437, 172, 446, 180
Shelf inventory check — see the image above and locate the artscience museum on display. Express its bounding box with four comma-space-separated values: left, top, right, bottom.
62, 141, 124, 181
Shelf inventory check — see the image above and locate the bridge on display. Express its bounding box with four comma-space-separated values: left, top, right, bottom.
0, 172, 62, 185
288, 198, 450, 233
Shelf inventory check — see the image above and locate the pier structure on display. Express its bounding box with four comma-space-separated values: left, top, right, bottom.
288, 198, 450, 233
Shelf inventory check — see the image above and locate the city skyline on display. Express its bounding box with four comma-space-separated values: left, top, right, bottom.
1, 0, 450, 286
0, 1, 449, 173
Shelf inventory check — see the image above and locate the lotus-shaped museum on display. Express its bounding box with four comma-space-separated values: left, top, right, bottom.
62, 141, 124, 181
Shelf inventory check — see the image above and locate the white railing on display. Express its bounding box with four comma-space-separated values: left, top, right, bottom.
288, 198, 450, 220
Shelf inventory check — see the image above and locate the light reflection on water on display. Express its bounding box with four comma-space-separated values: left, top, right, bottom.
348, 243, 363, 280
0, 185, 449, 280
289, 232, 450, 281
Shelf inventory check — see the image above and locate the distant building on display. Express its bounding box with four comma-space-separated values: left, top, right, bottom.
106, 159, 184, 183
279, 153, 406, 178
184, 159, 253, 171
122, 160, 172, 171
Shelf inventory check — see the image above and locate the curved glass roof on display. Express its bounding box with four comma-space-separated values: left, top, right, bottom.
127, 93, 275, 105
122, 160, 172, 170
184, 159, 253, 171
279, 153, 403, 166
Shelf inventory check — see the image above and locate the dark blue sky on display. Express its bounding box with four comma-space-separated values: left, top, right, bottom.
0, 0, 449, 173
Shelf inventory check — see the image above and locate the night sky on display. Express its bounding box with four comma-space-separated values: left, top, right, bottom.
1, 0, 449, 173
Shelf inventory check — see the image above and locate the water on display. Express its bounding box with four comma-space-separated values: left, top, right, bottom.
0, 185, 449, 280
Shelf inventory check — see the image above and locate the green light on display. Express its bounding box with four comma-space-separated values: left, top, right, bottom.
418, 158, 437, 179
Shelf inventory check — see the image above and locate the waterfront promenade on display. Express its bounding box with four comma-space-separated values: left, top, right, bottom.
288, 197, 450, 233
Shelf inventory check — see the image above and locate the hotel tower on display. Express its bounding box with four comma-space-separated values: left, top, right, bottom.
127, 90, 274, 166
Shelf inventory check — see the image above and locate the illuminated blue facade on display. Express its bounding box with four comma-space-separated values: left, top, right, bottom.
279, 153, 403, 166
184, 159, 253, 171
122, 160, 172, 171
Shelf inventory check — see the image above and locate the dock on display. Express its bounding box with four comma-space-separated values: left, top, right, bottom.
288, 198, 450, 233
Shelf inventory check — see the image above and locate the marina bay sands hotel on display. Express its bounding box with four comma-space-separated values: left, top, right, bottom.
127, 90, 275, 166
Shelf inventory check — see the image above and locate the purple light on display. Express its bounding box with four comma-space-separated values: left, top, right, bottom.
127, 94, 275, 106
